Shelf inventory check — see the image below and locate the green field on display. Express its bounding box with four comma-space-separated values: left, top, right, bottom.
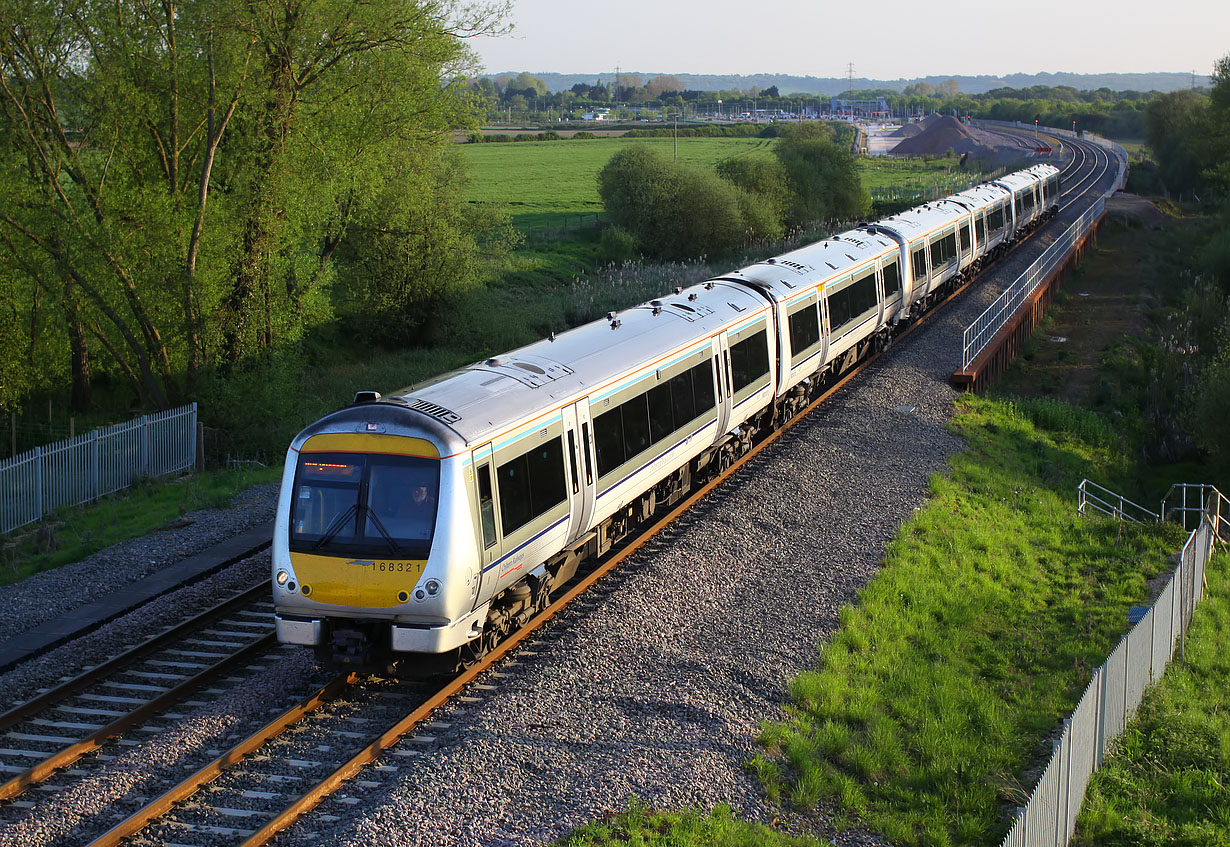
459, 137, 982, 231
460, 136, 777, 231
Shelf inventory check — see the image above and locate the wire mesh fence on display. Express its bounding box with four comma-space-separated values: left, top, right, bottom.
999, 495, 1219, 846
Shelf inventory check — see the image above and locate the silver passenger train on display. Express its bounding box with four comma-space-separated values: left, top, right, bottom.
272, 163, 1060, 671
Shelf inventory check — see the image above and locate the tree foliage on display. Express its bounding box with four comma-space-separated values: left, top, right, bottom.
597, 146, 779, 260
773, 123, 871, 226
0, 0, 508, 412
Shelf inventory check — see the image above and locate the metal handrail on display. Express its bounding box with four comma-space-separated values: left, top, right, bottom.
958, 124, 1128, 372
962, 202, 1104, 370
1077, 478, 1160, 524
1162, 483, 1228, 538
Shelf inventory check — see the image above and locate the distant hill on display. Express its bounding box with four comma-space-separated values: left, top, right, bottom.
506, 71, 1209, 96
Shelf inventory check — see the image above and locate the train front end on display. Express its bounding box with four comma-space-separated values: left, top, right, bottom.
271, 398, 482, 672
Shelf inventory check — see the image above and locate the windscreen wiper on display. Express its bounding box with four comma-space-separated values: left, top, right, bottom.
313, 503, 358, 550
362, 507, 400, 554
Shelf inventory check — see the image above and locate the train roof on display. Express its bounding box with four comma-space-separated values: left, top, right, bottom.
719, 227, 898, 300
993, 171, 1043, 193
944, 182, 1011, 212
374, 279, 771, 447
870, 201, 967, 244
1028, 163, 1061, 178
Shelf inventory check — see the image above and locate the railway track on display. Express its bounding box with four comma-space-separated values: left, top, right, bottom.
0, 138, 1118, 847
0, 585, 284, 825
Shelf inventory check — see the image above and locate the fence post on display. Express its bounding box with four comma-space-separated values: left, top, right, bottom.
140, 414, 150, 477
90, 430, 100, 503
1062, 718, 1074, 844
33, 446, 43, 524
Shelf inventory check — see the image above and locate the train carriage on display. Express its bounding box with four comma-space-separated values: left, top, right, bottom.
941, 183, 1015, 267
274, 280, 775, 669
273, 163, 1067, 673
719, 228, 901, 402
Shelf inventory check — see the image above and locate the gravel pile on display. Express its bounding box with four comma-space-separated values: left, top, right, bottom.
0, 152, 1115, 847
0, 482, 279, 644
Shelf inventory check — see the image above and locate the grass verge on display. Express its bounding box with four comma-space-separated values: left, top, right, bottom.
556, 802, 831, 847
750, 395, 1185, 846
1073, 549, 1230, 846
0, 465, 282, 586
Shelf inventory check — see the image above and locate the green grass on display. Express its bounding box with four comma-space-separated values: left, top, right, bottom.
753, 395, 1185, 846
460, 138, 990, 232
0, 465, 281, 585
460, 137, 777, 230
555, 802, 831, 847
1073, 550, 1230, 847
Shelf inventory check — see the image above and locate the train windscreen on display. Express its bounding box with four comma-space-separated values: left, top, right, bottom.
290, 452, 439, 558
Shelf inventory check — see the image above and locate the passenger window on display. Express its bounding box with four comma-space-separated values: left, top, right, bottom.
789, 303, 820, 356
567, 430, 579, 494
912, 246, 927, 281
648, 382, 675, 443
581, 422, 593, 484
497, 438, 566, 535
882, 260, 901, 297
477, 464, 497, 548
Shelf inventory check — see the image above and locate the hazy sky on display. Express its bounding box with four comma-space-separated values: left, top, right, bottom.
472, 0, 1228, 81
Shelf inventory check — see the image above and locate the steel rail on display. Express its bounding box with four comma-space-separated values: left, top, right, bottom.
0, 581, 268, 734
0, 632, 277, 802
86, 673, 358, 847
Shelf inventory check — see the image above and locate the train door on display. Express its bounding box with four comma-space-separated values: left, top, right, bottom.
561, 402, 596, 543
469, 442, 502, 607
714, 335, 734, 435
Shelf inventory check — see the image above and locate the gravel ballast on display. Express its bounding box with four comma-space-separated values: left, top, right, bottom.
0, 482, 279, 644
0, 151, 1118, 846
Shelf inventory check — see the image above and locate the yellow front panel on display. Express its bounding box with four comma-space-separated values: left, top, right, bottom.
300, 433, 440, 458
290, 552, 427, 608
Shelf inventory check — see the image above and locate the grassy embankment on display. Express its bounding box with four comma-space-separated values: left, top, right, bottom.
0, 465, 280, 586
1072, 548, 1230, 845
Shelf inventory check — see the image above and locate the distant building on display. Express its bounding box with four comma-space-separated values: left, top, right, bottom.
833, 97, 891, 119
581, 108, 611, 121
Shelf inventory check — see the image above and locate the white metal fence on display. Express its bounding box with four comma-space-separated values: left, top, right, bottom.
959, 126, 1129, 371
961, 199, 1107, 370
0, 403, 198, 535
1000, 488, 1223, 846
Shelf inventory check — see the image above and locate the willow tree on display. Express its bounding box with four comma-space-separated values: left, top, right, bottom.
0, 0, 507, 410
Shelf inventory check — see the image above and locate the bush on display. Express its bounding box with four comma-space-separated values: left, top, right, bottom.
572, 131, 597, 139
716, 156, 790, 234
597, 146, 756, 260
774, 126, 871, 226
598, 226, 640, 263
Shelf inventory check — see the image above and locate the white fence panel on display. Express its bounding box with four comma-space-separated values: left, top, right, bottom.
0, 403, 197, 535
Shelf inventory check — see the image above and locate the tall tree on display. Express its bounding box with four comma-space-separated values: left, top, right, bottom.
0, 0, 507, 410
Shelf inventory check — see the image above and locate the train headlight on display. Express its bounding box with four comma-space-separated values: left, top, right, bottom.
425, 579, 440, 596
415, 589, 426, 601
276, 570, 290, 585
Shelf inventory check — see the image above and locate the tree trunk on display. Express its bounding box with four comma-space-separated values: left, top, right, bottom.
64, 289, 91, 413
